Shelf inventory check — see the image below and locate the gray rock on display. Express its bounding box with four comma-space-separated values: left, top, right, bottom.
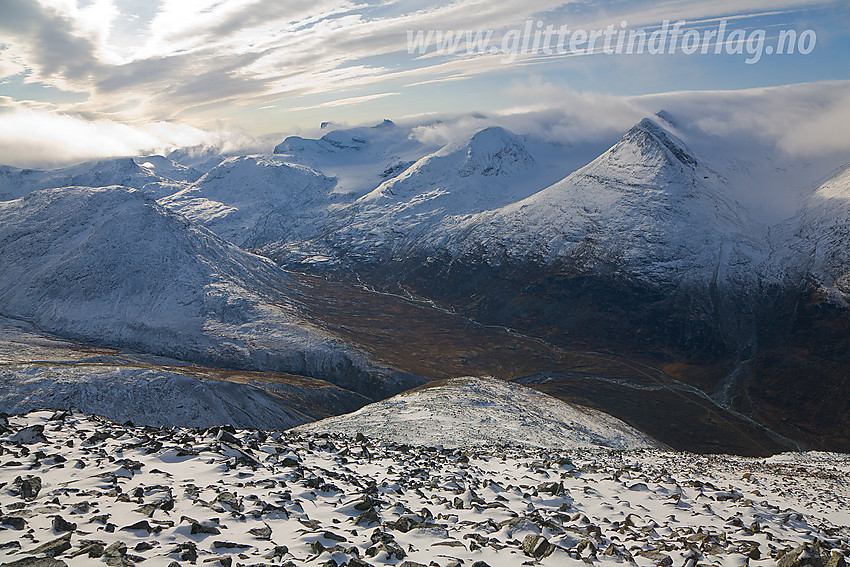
779, 545, 826, 567
28, 533, 72, 557
1, 558, 68, 567
248, 525, 272, 539
523, 534, 553, 558
10, 425, 47, 444
0, 515, 26, 529
13, 475, 42, 500
51, 515, 77, 532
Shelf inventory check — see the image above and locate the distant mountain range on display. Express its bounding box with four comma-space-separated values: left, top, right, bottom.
1, 114, 848, 453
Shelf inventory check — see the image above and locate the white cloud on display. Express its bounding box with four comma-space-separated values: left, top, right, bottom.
0, 109, 239, 168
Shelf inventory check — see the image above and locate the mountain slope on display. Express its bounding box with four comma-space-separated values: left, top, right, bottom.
0, 157, 193, 201
347, 118, 768, 361
0, 315, 371, 429
434, 119, 762, 278
296, 376, 663, 450
159, 155, 340, 249
273, 119, 434, 196
0, 186, 415, 397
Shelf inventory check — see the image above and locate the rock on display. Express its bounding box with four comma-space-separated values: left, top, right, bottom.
248, 525, 272, 539
0, 515, 27, 529
356, 507, 380, 526
323, 531, 347, 542
213, 541, 252, 550
779, 545, 826, 567
28, 533, 72, 557
104, 541, 133, 567
51, 515, 77, 532
281, 455, 300, 467
399, 562, 429, 567
121, 520, 157, 534
2, 558, 68, 567
69, 540, 105, 558
638, 550, 673, 567
826, 552, 847, 567
13, 475, 42, 500
171, 542, 198, 562
523, 534, 553, 558
212, 491, 243, 512
190, 521, 221, 535
10, 425, 47, 444
217, 429, 242, 446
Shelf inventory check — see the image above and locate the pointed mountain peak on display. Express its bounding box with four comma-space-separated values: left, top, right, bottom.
372, 119, 396, 129
454, 126, 533, 176
654, 109, 678, 128
623, 117, 698, 168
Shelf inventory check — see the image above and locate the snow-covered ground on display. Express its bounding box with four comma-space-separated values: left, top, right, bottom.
296, 377, 662, 451
0, 410, 847, 567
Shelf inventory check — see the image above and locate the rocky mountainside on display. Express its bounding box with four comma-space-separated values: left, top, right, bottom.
0, 410, 847, 567
346, 118, 769, 363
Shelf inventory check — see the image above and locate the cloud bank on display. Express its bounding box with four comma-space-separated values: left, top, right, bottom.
2, 80, 847, 169
0, 110, 247, 168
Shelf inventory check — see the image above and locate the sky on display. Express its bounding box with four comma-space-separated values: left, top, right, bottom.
0, 0, 849, 167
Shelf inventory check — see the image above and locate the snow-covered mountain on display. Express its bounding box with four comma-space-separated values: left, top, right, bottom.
0, 186, 413, 396
296, 376, 662, 450
788, 164, 850, 298
326, 127, 546, 259
428, 119, 764, 281
159, 155, 341, 249
273, 119, 435, 196
2, 114, 850, 453
0, 156, 196, 201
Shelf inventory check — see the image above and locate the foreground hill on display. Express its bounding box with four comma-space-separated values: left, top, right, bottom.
296, 376, 662, 450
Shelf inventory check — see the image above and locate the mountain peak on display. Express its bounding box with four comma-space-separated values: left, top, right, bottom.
654, 109, 678, 128
623, 118, 698, 168
456, 126, 533, 176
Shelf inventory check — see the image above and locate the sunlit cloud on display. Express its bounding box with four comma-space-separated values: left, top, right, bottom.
0, 109, 225, 168
289, 92, 402, 112
2, 0, 839, 127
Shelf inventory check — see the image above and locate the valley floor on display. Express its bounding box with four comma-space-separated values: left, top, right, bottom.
0, 411, 848, 567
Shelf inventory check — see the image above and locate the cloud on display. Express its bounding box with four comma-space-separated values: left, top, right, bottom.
0, 0, 105, 91
289, 92, 401, 112
0, 0, 843, 131
630, 80, 850, 157
0, 109, 247, 168
2, 80, 848, 173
